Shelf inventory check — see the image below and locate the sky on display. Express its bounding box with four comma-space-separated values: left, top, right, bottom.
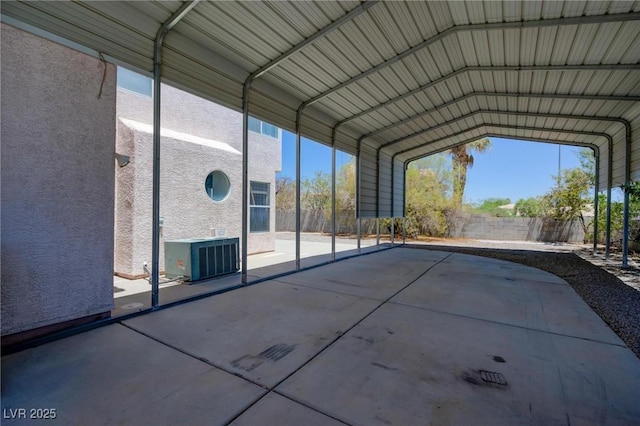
277, 130, 586, 205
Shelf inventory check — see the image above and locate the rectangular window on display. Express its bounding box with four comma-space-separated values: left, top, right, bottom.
117, 67, 152, 97
248, 116, 278, 138
248, 116, 261, 133
250, 181, 270, 232
261, 122, 278, 138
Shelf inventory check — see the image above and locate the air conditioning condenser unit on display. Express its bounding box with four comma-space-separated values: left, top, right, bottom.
164, 237, 239, 282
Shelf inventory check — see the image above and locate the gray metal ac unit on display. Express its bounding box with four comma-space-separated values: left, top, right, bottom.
164, 237, 239, 282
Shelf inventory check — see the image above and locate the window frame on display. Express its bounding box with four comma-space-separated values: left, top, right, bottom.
249, 181, 270, 233
117, 67, 152, 97
247, 117, 278, 139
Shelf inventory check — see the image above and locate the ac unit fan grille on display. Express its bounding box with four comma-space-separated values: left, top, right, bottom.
198, 243, 237, 278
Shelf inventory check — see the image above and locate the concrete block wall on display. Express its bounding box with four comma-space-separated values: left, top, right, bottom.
448, 213, 587, 243
277, 211, 586, 243
1, 24, 116, 335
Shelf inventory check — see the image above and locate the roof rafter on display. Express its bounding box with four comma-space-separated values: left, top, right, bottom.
367, 91, 640, 147
304, 11, 640, 110
334, 64, 640, 133
377, 109, 630, 152
394, 123, 610, 160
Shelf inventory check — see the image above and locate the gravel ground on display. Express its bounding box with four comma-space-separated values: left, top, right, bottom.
405, 241, 640, 359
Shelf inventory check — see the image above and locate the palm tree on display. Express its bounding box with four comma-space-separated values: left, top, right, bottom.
449, 138, 491, 207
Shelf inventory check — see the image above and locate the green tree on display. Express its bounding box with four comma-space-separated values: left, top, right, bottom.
448, 138, 492, 208
542, 167, 592, 240
301, 171, 331, 211
276, 176, 295, 211
475, 197, 513, 216
515, 197, 544, 217
573, 148, 640, 244
403, 154, 454, 237
336, 159, 355, 213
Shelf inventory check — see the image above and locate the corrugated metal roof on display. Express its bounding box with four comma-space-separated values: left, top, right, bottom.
2, 0, 639, 192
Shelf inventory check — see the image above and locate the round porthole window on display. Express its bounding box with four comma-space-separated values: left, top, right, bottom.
204, 171, 230, 202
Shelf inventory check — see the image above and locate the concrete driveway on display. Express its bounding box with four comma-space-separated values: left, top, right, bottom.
3, 247, 639, 425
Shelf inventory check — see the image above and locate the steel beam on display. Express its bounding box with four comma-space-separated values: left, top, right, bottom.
405, 132, 604, 247
406, 133, 597, 170
373, 92, 639, 149
333, 65, 640, 134
151, 0, 200, 306
606, 139, 614, 259
241, 1, 375, 279
593, 147, 600, 254
250, 1, 378, 81
331, 146, 336, 261
388, 110, 628, 157
296, 110, 302, 270
303, 12, 640, 109
395, 122, 607, 159
623, 124, 632, 267
393, 112, 629, 267
381, 119, 610, 232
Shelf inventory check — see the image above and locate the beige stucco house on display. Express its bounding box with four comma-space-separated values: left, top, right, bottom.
115, 69, 282, 278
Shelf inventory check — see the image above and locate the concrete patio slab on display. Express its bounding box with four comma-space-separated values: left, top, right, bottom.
277, 302, 640, 425
3, 247, 640, 425
230, 392, 344, 426
392, 269, 625, 346
123, 280, 379, 388
1, 324, 265, 425
274, 248, 450, 300
432, 252, 567, 284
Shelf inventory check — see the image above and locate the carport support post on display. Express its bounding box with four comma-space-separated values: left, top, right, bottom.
151, 44, 162, 307
151, 0, 199, 305
356, 151, 361, 254
606, 185, 612, 258
623, 187, 630, 268
404, 161, 408, 244
605, 138, 613, 259
390, 153, 394, 246
593, 147, 600, 254
241, 84, 249, 283
295, 108, 303, 271
331, 146, 336, 261
623, 125, 632, 268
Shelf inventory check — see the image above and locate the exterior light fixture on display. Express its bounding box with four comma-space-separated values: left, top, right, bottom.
115, 153, 130, 167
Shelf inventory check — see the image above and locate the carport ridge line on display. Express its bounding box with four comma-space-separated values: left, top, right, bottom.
387, 301, 628, 349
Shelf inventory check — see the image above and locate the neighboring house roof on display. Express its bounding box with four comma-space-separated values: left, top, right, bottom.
119, 118, 241, 155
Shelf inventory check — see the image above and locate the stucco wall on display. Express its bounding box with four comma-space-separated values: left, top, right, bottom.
115, 85, 281, 276
1, 24, 116, 335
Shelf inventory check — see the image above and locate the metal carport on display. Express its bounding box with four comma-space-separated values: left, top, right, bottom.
3, 0, 640, 304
